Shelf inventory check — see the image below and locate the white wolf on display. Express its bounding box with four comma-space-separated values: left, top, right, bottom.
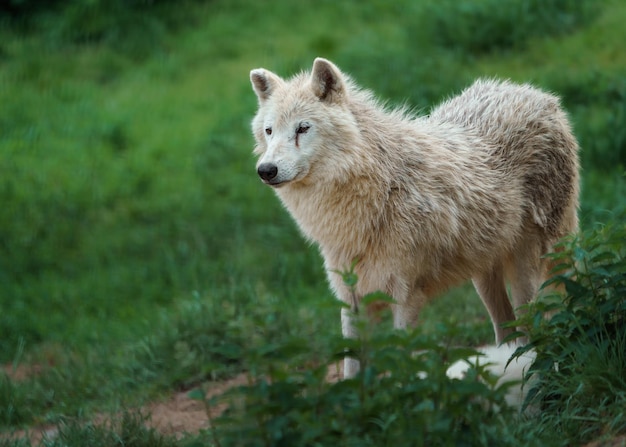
249, 58, 579, 380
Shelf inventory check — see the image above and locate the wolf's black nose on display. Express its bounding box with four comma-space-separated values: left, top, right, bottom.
257, 163, 278, 181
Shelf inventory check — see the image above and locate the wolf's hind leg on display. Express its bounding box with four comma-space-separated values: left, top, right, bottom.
472, 266, 516, 344
501, 232, 551, 345
506, 240, 545, 312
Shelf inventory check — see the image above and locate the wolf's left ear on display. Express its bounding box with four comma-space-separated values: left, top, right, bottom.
250, 69, 283, 102
311, 58, 344, 102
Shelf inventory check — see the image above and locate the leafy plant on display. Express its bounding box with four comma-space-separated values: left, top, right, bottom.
513, 216, 626, 443
192, 273, 528, 447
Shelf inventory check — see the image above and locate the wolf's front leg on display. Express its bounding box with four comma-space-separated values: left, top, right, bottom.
341, 307, 361, 378
392, 290, 425, 330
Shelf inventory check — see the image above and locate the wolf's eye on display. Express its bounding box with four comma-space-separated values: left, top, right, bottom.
296, 124, 310, 135
265, 127, 272, 136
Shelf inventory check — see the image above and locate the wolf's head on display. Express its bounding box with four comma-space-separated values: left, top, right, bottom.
250, 58, 360, 187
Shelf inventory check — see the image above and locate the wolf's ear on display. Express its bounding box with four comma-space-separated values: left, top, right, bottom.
250, 69, 282, 102
311, 58, 344, 102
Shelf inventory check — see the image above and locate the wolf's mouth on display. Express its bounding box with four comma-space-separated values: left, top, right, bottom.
263, 179, 287, 188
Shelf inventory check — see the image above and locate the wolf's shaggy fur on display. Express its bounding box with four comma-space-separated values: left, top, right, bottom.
250, 58, 579, 378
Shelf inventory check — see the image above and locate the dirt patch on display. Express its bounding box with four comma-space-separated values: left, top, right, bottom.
146, 363, 343, 437
2, 363, 45, 382
0, 426, 58, 446
145, 373, 249, 438
584, 435, 626, 447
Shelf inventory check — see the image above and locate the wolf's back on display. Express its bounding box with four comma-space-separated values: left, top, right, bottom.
429, 79, 580, 238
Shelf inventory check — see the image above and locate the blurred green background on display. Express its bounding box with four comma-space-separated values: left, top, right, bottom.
0, 0, 624, 409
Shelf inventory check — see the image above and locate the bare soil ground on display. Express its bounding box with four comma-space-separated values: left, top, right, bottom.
145, 373, 249, 439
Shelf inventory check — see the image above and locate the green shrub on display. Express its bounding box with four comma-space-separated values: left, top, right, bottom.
193, 276, 530, 447
514, 215, 626, 443
207, 330, 523, 446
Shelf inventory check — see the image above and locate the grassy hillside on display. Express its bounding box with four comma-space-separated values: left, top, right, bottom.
0, 0, 625, 444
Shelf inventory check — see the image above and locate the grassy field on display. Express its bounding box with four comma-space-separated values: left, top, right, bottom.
1, 0, 625, 445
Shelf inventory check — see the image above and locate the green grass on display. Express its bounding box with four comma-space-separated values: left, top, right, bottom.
0, 0, 625, 445
0, 410, 189, 447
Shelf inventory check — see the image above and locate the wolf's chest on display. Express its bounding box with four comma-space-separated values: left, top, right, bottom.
277, 186, 382, 252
